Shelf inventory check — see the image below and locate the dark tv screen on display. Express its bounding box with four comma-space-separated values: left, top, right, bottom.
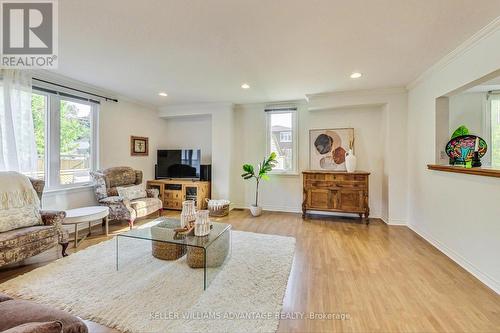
157, 149, 201, 179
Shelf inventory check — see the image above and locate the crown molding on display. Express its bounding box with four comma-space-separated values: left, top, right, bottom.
159, 102, 234, 112
407, 16, 500, 91
31, 69, 158, 110
158, 102, 235, 118
306, 86, 407, 101
233, 99, 307, 109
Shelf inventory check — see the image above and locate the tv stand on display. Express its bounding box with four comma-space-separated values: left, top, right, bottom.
146, 179, 211, 210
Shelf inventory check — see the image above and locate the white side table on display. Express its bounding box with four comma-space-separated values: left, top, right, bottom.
63, 206, 110, 250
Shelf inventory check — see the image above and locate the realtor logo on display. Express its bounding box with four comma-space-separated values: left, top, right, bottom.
0, 0, 58, 68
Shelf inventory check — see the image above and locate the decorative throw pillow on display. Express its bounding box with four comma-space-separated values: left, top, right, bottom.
116, 184, 147, 201
0, 172, 42, 233
90, 171, 108, 201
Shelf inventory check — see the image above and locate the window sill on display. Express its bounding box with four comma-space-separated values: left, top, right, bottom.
43, 184, 94, 195
427, 164, 500, 178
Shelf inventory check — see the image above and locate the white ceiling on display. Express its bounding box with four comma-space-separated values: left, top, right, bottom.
55, 0, 500, 107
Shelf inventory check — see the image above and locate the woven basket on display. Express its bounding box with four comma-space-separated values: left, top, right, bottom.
187, 231, 230, 268
206, 199, 230, 217
150, 218, 186, 260
152, 241, 186, 260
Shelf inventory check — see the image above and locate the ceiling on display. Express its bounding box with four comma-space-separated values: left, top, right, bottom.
55, 0, 500, 107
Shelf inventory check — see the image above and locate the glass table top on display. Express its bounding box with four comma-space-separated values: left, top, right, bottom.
117, 218, 231, 249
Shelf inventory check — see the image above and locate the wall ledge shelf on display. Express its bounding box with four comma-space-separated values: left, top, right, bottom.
427, 164, 500, 178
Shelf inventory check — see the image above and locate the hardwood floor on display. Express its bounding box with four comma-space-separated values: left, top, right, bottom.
1, 210, 499, 332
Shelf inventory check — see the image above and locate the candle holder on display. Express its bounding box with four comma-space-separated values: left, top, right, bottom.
194, 210, 211, 237
472, 151, 482, 168
180, 200, 196, 228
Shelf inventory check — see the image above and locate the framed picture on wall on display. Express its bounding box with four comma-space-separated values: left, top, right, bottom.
309, 128, 354, 171
130, 136, 149, 156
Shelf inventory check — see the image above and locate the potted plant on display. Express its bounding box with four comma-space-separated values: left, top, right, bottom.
241, 152, 277, 217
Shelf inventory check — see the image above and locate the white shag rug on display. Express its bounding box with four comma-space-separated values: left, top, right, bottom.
0, 229, 295, 333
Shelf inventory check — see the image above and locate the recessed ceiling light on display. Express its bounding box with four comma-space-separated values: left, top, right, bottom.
158, 92, 168, 97
350, 72, 362, 79
241, 83, 250, 89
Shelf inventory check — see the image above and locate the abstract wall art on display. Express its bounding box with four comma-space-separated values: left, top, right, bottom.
309, 128, 354, 171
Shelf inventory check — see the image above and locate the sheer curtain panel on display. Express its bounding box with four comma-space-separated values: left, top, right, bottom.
0, 70, 37, 174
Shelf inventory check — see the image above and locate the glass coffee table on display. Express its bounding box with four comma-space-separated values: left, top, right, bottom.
116, 218, 231, 290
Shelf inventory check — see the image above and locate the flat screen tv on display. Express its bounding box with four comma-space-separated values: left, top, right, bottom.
156, 149, 201, 179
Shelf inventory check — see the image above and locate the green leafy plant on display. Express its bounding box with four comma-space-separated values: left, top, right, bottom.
241, 152, 278, 207
451, 125, 469, 139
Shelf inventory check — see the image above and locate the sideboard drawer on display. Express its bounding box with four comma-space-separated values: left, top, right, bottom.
305, 180, 367, 190
164, 199, 182, 210
164, 191, 183, 200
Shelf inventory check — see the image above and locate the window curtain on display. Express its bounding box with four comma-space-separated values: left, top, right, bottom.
0, 69, 37, 174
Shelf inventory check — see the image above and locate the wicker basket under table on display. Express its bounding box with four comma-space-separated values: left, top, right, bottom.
151, 219, 186, 260
187, 230, 230, 268
152, 241, 186, 260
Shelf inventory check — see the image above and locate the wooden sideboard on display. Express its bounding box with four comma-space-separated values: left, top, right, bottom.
146, 179, 210, 210
302, 170, 370, 221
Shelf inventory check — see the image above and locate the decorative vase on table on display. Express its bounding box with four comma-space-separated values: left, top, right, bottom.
345, 149, 357, 173
194, 210, 211, 236
180, 200, 196, 228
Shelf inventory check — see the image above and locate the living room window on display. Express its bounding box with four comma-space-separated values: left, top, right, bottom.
265, 107, 298, 174
31, 90, 99, 188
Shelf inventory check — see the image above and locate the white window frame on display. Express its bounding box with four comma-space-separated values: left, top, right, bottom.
485, 93, 500, 167
33, 90, 99, 190
265, 108, 298, 175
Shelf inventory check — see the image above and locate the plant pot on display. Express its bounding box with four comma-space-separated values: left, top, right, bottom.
249, 205, 262, 217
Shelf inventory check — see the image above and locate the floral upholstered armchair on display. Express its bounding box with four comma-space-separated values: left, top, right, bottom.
0, 176, 69, 268
30, 178, 69, 248
90, 167, 162, 229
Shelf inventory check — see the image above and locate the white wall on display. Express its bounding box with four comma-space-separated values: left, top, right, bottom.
232, 103, 386, 217
43, 99, 168, 210
162, 115, 212, 164
159, 89, 408, 224
158, 103, 234, 200
307, 89, 409, 224
99, 100, 170, 180
407, 21, 500, 293
449, 92, 486, 136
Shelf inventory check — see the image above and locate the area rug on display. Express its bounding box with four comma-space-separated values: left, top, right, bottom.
0, 229, 295, 333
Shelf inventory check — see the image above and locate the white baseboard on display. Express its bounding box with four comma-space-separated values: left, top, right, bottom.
408, 223, 500, 295
387, 218, 407, 226
232, 203, 302, 214
232, 203, 385, 219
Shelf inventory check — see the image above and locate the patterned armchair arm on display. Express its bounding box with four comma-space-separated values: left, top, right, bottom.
40, 210, 69, 244
99, 196, 126, 204
146, 188, 159, 199
99, 196, 134, 222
